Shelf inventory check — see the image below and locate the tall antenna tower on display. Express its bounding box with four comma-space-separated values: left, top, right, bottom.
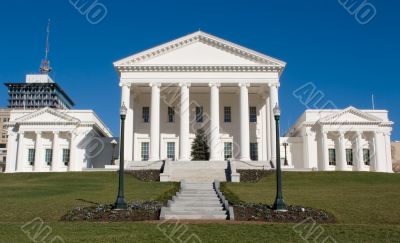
40, 19, 52, 74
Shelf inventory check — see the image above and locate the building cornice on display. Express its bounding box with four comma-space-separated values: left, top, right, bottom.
115, 65, 282, 73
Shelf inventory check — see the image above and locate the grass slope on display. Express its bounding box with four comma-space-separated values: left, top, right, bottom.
225, 172, 400, 225
0, 172, 175, 222
1, 172, 400, 242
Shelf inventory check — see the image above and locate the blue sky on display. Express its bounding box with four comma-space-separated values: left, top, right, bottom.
0, 0, 399, 139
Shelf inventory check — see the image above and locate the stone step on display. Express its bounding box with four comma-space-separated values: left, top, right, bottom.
177, 193, 217, 197
162, 214, 227, 220
179, 191, 216, 195
163, 208, 227, 216
169, 205, 224, 211
176, 194, 217, 199
170, 201, 222, 207
173, 196, 220, 203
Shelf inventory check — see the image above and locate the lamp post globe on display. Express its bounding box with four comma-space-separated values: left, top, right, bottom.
111, 139, 117, 165
114, 103, 128, 210
272, 104, 287, 212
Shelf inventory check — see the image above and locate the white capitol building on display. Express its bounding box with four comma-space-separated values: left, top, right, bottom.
5, 31, 394, 179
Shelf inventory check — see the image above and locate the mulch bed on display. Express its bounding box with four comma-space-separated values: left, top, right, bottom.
237, 170, 274, 182
61, 201, 162, 222
125, 170, 161, 181
233, 202, 336, 223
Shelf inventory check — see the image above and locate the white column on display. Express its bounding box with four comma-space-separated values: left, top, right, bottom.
149, 82, 161, 161
302, 129, 310, 169
269, 84, 279, 164
239, 82, 250, 161
5, 131, 18, 172
384, 132, 393, 173
16, 131, 25, 172
337, 131, 347, 171
373, 131, 383, 172
34, 131, 42, 172
52, 131, 60, 171
69, 132, 78, 171
209, 82, 221, 161
354, 131, 364, 171
319, 130, 329, 171
265, 94, 272, 162
121, 83, 133, 161
179, 82, 191, 161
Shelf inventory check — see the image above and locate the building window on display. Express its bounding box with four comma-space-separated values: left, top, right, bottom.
224, 107, 231, 123
363, 149, 370, 166
250, 143, 258, 161
168, 107, 175, 123
45, 149, 53, 166
167, 142, 175, 161
328, 149, 336, 166
196, 106, 203, 123
63, 149, 70, 166
143, 107, 150, 123
249, 107, 257, 123
346, 149, 353, 165
28, 149, 35, 166
141, 142, 149, 161
224, 142, 233, 160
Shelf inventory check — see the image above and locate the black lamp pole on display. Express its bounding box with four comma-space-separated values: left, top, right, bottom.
283, 142, 288, 166
114, 104, 127, 210
272, 104, 287, 212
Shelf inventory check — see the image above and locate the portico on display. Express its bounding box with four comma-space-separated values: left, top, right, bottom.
118, 81, 280, 163
114, 31, 285, 163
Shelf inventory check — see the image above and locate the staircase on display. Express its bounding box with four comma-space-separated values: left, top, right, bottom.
160, 182, 228, 220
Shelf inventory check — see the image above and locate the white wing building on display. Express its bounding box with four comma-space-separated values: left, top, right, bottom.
5, 106, 113, 173
114, 31, 393, 174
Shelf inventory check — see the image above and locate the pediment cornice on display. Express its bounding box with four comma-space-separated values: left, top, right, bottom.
13, 107, 80, 124
114, 31, 286, 73
318, 106, 383, 125
116, 65, 282, 73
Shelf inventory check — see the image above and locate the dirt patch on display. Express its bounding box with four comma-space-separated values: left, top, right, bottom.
233, 202, 335, 223
61, 201, 162, 222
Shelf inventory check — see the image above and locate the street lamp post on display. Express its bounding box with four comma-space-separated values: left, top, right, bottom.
113, 103, 127, 210
272, 104, 287, 212
111, 139, 117, 165
283, 142, 288, 166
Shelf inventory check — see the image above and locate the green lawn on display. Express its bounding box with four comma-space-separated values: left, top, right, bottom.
224, 172, 400, 225
0, 172, 399, 242
0, 172, 175, 222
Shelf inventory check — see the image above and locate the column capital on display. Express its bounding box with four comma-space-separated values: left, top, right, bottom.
149, 82, 161, 88
120, 82, 132, 88
17, 131, 25, 135
268, 83, 280, 88
179, 81, 191, 88
35, 131, 42, 135
53, 131, 60, 135
238, 82, 250, 88
208, 81, 220, 88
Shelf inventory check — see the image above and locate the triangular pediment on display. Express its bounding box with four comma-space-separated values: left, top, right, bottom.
15, 107, 80, 124
114, 31, 286, 68
319, 107, 382, 123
